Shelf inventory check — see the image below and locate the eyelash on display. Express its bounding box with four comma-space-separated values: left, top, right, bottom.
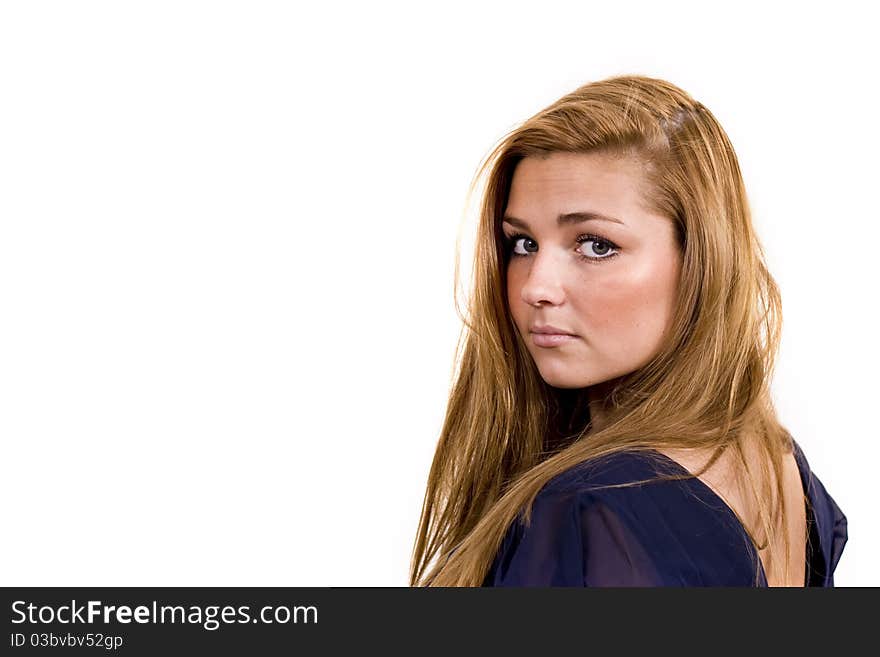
503, 232, 620, 263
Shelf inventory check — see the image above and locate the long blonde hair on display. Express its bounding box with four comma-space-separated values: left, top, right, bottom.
410, 75, 797, 587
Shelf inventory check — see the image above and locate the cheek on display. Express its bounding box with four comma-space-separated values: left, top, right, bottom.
506, 268, 526, 328
581, 256, 680, 339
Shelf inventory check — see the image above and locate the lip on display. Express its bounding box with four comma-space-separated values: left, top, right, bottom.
530, 332, 579, 347
530, 324, 577, 335
529, 325, 579, 348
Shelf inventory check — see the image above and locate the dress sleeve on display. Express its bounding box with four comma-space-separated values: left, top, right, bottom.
831, 509, 848, 570
488, 489, 663, 587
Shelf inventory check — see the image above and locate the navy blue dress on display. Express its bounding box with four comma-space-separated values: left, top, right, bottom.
483, 440, 847, 586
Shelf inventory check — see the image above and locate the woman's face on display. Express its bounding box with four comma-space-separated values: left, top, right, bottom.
502, 151, 682, 390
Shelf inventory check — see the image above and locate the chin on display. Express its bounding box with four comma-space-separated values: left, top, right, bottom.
534, 364, 596, 389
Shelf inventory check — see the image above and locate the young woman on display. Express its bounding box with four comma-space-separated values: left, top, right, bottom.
409, 75, 848, 587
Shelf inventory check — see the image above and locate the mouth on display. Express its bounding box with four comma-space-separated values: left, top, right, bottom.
529, 331, 579, 348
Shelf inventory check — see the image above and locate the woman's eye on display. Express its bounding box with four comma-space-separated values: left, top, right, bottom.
511, 236, 537, 255
578, 238, 617, 259
505, 233, 618, 261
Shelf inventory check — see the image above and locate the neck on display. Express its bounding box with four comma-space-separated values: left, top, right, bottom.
586, 377, 622, 433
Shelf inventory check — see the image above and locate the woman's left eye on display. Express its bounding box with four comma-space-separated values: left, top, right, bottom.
577, 236, 618, 260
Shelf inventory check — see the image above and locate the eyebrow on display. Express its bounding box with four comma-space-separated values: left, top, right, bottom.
501, 211, 625, 229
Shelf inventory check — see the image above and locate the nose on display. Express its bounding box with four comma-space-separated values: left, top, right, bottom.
519, 250, 565, 307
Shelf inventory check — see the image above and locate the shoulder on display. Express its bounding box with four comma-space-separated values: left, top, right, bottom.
538, 449, 681, 499
485, 450, 757, 586
534, 449, 742, 549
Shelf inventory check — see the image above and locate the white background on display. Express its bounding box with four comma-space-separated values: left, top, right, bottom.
1, 1, 876, 586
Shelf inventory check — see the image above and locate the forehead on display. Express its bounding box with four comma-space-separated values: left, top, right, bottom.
505, 152, 651, 223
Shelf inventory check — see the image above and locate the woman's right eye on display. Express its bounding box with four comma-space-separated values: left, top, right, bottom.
508, 234, 537, 256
